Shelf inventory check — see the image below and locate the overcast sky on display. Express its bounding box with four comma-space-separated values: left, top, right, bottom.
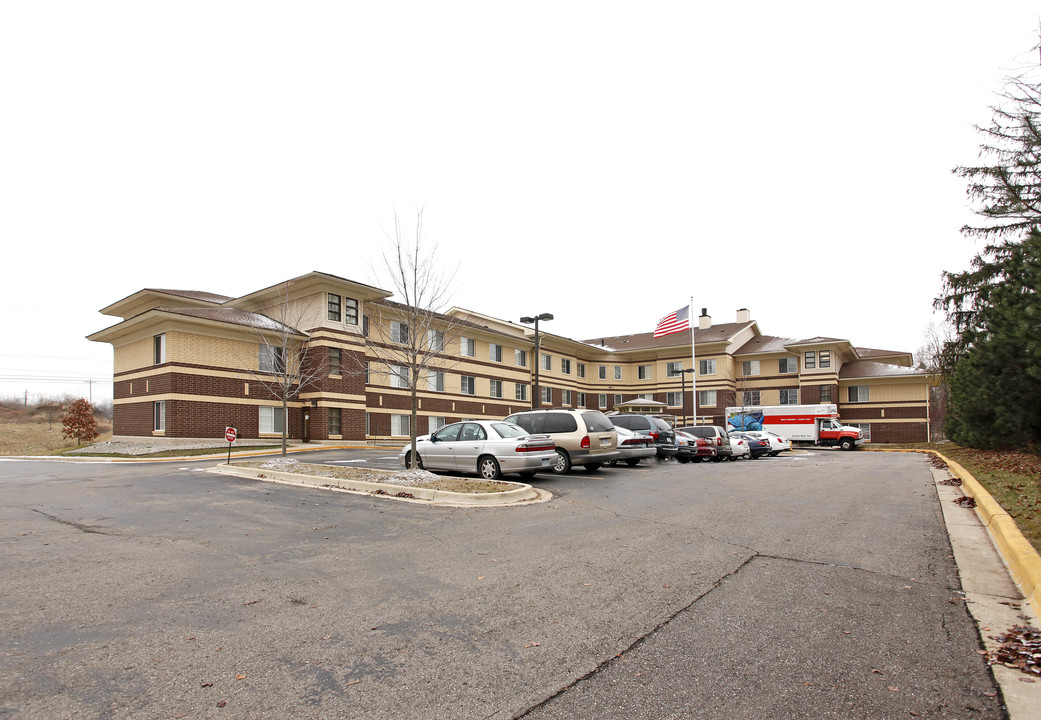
2, 2, 1038, 405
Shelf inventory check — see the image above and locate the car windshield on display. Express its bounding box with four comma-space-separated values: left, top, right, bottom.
581, 411, 615, 433
491, 422, 528, 438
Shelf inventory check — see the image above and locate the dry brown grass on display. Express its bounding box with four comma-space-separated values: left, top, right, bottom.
0, 419, 113, 456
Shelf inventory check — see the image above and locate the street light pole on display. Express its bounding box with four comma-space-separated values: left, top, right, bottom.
519, 313, 553, 408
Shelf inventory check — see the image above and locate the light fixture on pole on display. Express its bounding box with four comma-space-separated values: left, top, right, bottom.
519, 313, 553, 408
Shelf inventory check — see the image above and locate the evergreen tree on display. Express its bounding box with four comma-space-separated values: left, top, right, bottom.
61, 398, 99, 446
937, 48, 1041, 449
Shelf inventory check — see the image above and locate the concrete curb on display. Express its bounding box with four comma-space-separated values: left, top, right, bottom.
210, 463, 552, 507
934, 451, 1041, 616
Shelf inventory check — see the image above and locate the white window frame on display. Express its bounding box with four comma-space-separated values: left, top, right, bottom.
638, 364, 653, 380
428, 329, 445, 352
328, 407, 342, 436
489, 379, 503, 398
391, 321, 409, 344
577, 363, 586, 378
259, 406, 285, 434
848, 385, 870, 402
614, 366, 622, 381
461, 375, 476, 395
460, 337, 475, 357
562, 389, 572, 405
742, 390, 761, 405
428, 416, 446, 434
561, 358, 571, 375
391, 414, 410, 437
490, 343, 504, 362
699, 359, 716, 376
779, 357, 798, 374
666, 361, 683, 377
153, 400, 165, 432
154, 334, 166, 365
779, 389, 799, 405
667, 392, 682, 407
541, 386, 553, 404
820, 384, 832, 403
598, 394, 607, 409
614, 393, 623, 405
541, 353, 552, 371
698, 390, 717, 407
390, 364, 409, 389
742, 360, 760, 376
598, 365, 607, 380
515, 383, 528, 401
427, 370, 445, 392
515, 349, 527, 367
577, 392, 586, 406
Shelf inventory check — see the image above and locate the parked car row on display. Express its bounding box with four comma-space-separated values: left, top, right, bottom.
398, 410, 793, 480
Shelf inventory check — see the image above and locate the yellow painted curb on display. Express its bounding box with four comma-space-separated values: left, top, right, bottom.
212, 463, 550, 507
933, 451, 1041, 615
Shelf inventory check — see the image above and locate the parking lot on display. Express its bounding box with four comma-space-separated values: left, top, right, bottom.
0, 449, 1006, 719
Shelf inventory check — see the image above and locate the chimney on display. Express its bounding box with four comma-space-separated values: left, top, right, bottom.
736, 308, 750, 324
699, 307, 711, 330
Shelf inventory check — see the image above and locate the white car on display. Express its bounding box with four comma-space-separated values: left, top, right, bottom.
608, 425, 657, 467
745, 430, 791, 456
729, 435, 751, 459
399, 420, 556, 480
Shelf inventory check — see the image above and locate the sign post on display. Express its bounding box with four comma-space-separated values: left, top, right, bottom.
225, 426, 237, 464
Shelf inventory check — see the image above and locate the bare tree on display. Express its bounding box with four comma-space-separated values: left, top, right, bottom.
365, 210, 461, 470
247, 281, 327, 457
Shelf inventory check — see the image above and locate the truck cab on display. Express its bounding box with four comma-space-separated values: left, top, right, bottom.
816, 417, 864, 450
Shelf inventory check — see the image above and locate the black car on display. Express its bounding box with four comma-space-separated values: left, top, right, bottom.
609, 414, 678, 460
731, 431, 770, 459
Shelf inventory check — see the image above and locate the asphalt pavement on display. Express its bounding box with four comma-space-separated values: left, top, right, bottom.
0, 449, 1030, 719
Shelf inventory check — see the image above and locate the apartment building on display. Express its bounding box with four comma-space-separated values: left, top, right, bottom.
89, 273, 932, 445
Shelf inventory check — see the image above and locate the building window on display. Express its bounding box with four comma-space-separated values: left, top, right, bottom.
614, 366, 622, 380
742, 390, 761, 405
577, 392, 586, 406
365, 412, 370, 435
779, 357, 798, 374
515, 349, 527, 367
698, 390, 717, 407
489, 379, 503, 398
490, 343, 503, 362
344, 298, 358, 325
598, 365, 607, 380
153, 401, 165, 432
598, 394, 607, 409
259, 406, 285, 434
699, 359, 716, 375
461, 375, 476, 395
562, 389, 572, 405
666, 361, 683, 377
667, 392, 682, 407
362, 315, 369, 337
428, 330, 445, 352
391, 321, 409, 344
461, 337, 475, 357
819, 350, 831, 368
259, 345, 285, 374
390, 364, 409, 389
848, 422, 871, 440
577, 363, 586, 378
328, 407, 342, 436
561, 358, 571, 375
515, 383, 528, 401
328, 293, 341, 322
154, 334, 166, 365
638, 364, 653, 380
804, 351, 816, 369
779, 389, 799, 404
742, 360, 760, 376
364, 361, 370, 384
541, 386, 553, 404
328, 347, 341, 375
391, 414, 410, 437
542, 353, 552, 371
428, 416, 446, 433
427, 370, 445, 392
848, 385, 870, 402
614, 394, 623, 406
820, 384, 832, 403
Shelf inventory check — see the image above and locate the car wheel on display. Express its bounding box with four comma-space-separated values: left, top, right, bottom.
625, 459, 641, 467
840, 437, 855, 451
478, 456, 502, 480
583, 463, 601, 472
676, 456, 689, 464
769, 452, 779, 457
404, 451, 424, 470
552, 449, 572, 474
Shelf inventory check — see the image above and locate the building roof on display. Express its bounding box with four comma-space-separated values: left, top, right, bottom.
839, 361, 928, 379
147, 289, 235, 304
155, 307, 303, 335
734, 335, 798, 355
583, 321, 751, 352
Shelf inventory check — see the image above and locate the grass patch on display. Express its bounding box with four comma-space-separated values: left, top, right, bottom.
884, 442, 1041, 555
238, 461, 516, 494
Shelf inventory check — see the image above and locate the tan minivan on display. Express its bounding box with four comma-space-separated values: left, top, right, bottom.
503, 409, 619, 474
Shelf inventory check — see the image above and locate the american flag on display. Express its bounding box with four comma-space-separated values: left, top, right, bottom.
654, 306, 690, 338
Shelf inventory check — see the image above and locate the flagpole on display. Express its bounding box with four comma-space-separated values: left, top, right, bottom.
689, 297, 696, 425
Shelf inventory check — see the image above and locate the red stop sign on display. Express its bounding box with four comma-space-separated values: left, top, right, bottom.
225, 427, 237, 443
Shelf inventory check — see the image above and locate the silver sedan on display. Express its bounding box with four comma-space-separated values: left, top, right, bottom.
399, 420, 556, 480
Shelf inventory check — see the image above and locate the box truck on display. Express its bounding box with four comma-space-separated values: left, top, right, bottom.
726, 404, 864, 450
